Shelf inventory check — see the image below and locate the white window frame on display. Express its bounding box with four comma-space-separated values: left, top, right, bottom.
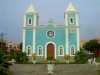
69, 17, 75, 25
27, 17, 32, 25
46, 30, 55, 39
70, 45, 75, 56
58, 45, 64, 56
37, 45, 43, 56
26, 45, 32, 56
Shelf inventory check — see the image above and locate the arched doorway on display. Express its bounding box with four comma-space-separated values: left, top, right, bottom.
47, 43, 55, 60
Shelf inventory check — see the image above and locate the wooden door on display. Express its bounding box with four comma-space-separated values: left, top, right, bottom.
47, 43, 55, 60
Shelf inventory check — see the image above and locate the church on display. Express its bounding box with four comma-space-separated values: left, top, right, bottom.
22, 3, 80, 63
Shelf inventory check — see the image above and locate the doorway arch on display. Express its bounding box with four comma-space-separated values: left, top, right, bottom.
45, 42, 56, 59
47, 43, 55, 60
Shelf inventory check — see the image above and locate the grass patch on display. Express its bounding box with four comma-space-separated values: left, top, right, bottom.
96, 57, 100, 62
97, 70, 100, 75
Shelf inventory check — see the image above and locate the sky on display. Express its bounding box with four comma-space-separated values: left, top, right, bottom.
0, 0, 100, 43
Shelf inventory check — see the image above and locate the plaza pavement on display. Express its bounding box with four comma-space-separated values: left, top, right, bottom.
10, 64, 99, 75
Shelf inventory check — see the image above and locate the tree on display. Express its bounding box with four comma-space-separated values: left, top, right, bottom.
19, 42, 22, 51
0, 50, 10, 75
83, 39, 100, 57
74, 50, 88, 64
0, 50, 9, 64
8, 50, 28, 64
15, 51, 28, 64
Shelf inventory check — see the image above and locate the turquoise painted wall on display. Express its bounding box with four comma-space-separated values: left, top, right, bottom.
69, 32, 77, 48
25, 29, 33, 49
35, 26, 66, 55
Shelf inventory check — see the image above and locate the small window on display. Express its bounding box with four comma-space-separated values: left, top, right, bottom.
71, 47, 75, 55
28, 18, 32, 25
37, 46, 43, 56
26, 45, 32, 56
69, 17, 75, 25
70, 18, 73, 23
28, 47, 31, 55
60, 47, 63, 55
29, 18, 32, 24
38, 47, 42, 55
58, 45, 64, 56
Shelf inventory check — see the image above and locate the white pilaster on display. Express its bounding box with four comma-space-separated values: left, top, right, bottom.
23, 15, 26, 27
76, 13, 79, 26
22, 29, 25, 52
65, 14, 68, 26
76, 13, 80, 51
22, 15, 26, 52
65, 14, 69, 55
32, 15, 37, 53
77, 27, 80, 51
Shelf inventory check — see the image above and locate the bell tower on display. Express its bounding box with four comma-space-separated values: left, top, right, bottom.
65, 3, 80, 56
22, 4, 38, 56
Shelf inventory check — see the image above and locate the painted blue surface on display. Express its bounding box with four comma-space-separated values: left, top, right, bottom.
23, 7, 79, 59
69, 32, 77, 48
25, 29, 33, 48
36, 27, 66, 55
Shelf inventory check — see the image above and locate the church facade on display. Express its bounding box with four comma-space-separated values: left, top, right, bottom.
22, 3, 80, 63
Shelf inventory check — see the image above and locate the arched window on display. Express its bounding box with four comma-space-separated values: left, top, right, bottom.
26, 45, 32, 56
28, 47, 31, 55
29, 18, 32, 24
58, 45, 64, 56
70, 18, 73, 23
69, 17, 75, 25
27, 17, 32, 25
70, 46, 75, 55
37, 45, 43, 56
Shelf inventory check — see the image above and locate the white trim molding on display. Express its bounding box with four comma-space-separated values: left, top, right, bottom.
70, 45, 75, 56
37, 45, 43, 56
23, 15, 26, 27
26, 45, 32, 56
27, 17, 33, 25
76, 13, 80, 51
22, 29, 25, 52
77, 27, 80, 51
65, 14, 69, 55
45, 41, 56, 59
58, 45, 64, 56
76, 13, 79, 26
33, 14, 37, 27
64, 14, 68, 26
46, 30, 55, 39
32, 14, 37, 54
33, 28, 35, 53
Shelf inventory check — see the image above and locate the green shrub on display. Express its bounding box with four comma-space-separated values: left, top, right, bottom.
96, 57, 100, 62
0, 64, 10, 75
74, 51, 88, 64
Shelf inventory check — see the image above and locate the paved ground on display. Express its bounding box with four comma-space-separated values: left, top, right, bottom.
10, 64, 99, 75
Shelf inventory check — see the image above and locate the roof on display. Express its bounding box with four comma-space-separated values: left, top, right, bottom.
26, 4, 37, 13
65, 2, 77, 12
